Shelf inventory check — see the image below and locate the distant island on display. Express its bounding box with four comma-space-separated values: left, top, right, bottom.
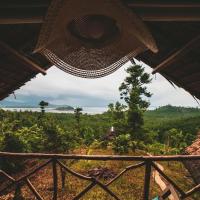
55, 106, 74, 111
0, 100, 75, 111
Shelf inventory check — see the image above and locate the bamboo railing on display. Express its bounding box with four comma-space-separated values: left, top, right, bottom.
0, 152, 200, 200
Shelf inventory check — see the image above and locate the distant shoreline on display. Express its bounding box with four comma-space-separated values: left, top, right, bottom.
0, 107, 108, 115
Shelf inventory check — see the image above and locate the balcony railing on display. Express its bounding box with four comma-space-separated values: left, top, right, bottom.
0, 152, 200, 200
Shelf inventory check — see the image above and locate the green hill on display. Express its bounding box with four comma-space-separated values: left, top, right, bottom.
144, 105, 200, 127
144, 105, 200, 144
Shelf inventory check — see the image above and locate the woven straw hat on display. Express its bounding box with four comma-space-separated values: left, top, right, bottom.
35, 0, 158, 78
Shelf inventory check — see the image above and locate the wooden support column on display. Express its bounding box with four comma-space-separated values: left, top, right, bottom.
0, 41, 46, 75
143, 161, 152, 200
52, 159, 58, 200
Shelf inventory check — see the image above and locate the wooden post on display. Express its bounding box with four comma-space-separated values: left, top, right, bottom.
13, 184, 24, 200
60, 165, 66, 189
52, 159, 58, 200
143, 161, 152, 200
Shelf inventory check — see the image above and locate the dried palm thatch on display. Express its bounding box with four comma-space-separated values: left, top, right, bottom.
184, 133, 200, 184
34, 0, 158, 78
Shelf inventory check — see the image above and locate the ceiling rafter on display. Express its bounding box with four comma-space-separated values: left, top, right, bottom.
0, 1, 200, 24
126, 1, 200, 8
152, 35, 200, 74
0, 17, 44, 24
0, 41, 47, 75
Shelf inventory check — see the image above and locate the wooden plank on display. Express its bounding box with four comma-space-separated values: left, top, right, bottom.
0, 2, 200, 25
127, 1, 200, 8
0, 41, 46, 75
106, 162, 145, 186
26, 178, 44, 200
183, 183, 200, 198
0, 17, 44, 24
152, 35, 200, 74
0, 1, 50, 8
72, 182, 96, 200
0, 170, 15, 182
152, 162, 184, 197
1, 152, 200, 161
140, 13, 200, 22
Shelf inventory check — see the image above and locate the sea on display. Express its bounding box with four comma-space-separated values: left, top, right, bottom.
1, 107, 108, 115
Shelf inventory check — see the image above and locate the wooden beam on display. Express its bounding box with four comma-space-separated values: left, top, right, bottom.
1, 13, 200, 24
0, 41, 46, 75
127, 1, 200, 8
127, 0, 200, 21
152, 35, 200, 74
140, 13, 200, 22
0, 2, 200, 24
0, 1, 50, 8
1, 152, 200, 161
0, 16, 44, 24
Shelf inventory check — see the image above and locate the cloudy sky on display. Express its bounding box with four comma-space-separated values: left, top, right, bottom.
5, 61, 200, 108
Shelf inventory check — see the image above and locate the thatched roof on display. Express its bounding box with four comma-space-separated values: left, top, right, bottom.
184, 134, 200, 184
0, 1, 200, 99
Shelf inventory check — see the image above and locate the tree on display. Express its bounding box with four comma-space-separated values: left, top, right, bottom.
74, 107, 83, 136
0, 131, 27, 173
39, 101, 49, 114
107, 101, 127, 135
119, 64, 152, 139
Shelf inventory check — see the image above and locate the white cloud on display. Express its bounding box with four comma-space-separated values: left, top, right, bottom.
9, 61, 200, 108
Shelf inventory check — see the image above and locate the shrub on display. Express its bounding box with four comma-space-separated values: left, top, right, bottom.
112, 134, 130, 154
0, 131, 27, 173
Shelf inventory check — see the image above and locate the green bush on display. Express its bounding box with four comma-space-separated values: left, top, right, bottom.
0, 131, 27, 173
112, 134, 130, 154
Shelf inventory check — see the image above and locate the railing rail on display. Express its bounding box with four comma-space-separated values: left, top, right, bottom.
0, 152, 200, 200
1, 152, 200, 160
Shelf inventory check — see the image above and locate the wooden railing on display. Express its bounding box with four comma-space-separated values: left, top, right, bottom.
1, 152, 200, 200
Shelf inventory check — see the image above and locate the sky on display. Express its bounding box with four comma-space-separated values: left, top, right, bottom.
5, 61, 200, 108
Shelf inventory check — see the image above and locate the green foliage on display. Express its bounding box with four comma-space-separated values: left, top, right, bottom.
147, 143, 166, 155
107, 101, 127, 135
0, 131, 27, 172
119, 64, 152, 139
112, 134, 131, 154
15, 125, 44, 152
42, 120, 78, 153
82, 127, 95, 145
39, 100, 49, 114
0, 102, 199, 170
89, 140, 103, 149
144, 105, 200, 146
74, 107, 83, 136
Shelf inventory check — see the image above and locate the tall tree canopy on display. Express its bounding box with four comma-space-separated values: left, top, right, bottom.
74, 107, 83, 136
119, 64, 152, 139
39, 101, 49, 114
